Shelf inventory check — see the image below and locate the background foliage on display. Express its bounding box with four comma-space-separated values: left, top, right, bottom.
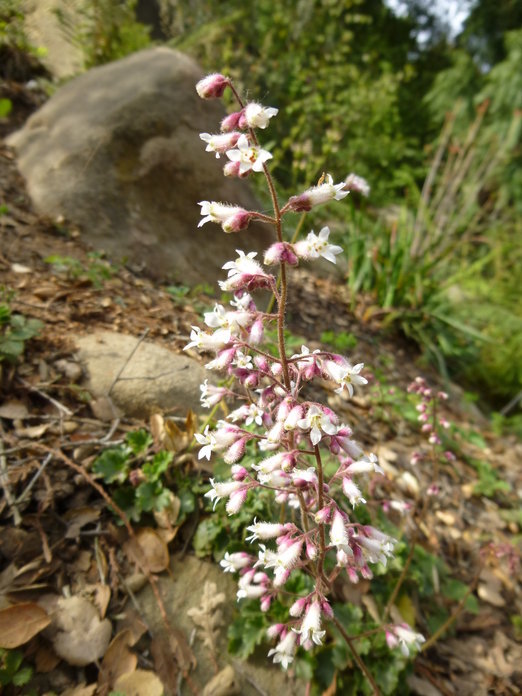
20, 0, 522, 407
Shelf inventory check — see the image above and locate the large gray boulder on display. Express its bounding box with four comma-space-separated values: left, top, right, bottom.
8, 48, 273, 284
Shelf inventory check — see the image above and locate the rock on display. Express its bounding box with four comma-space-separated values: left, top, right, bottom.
74, 330, 206, 419
137, 555, 304, 696
7, 48, 273, 284
22, 0, 84, 78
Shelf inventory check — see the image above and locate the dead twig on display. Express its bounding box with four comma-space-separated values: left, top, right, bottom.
14, 451, 52, 505
0, 439, 22, 524
18, 376, 73, 416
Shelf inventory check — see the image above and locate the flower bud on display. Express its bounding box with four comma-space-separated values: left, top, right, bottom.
221, 110, 242, 132
223, 161, 251, 178
196, 73, 229, 99
264, 242, 299, 266
223, 210, 253, 233
224, 437, 247, 464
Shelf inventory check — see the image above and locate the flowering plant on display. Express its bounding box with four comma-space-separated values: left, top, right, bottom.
187, 72, 423, 691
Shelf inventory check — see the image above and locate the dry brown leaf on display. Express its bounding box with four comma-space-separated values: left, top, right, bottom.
38, 594, 112, 666
131, 528, 169, 573
116, 607, 148, 645
64, 506, 101, 539
0, 400, 28, 419
0, 602, 51, 648
320, 670, 338, 696
202, 665, 240, 696
34, 641, 60, 673
163, 418, 188, 452
113, 668, 164, 696
150, 413, 164, 448
98, 629, 137, 690
150, 636, 179, 695
61, 684, 97, 696
153, 491, 180, 531
16, 423, 49, 438
94, 583, 111, 619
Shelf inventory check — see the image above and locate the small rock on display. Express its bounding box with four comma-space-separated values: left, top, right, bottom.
75, 330, 208, 419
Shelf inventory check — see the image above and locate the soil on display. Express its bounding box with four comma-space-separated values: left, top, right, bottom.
0, 81, 521, 696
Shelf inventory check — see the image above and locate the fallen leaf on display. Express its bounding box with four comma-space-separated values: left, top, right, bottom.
0, 602, 51, 648
435, 510, 456, 526
34, 642, 60, 673
320, 670, 338, 696
61, 685, 97, 696
116, 607, 148, 645
129, 528, 169, 573
64, 506, 101, 539
38, 594, 112, 666
93, 583, 111, 619
98, 629, 137, 690
150, 636, 179, 695
0, 400, 29, 420
113, 668, 164, 696
202, 665, 240, 696
11, 263, 32, 274
150, 413, 164, 448
16, 423, 49, 438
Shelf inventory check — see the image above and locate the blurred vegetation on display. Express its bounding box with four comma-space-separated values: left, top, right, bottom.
8, 0, 522, 409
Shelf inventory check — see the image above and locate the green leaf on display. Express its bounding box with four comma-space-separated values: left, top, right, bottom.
92, 448, 130, 483
228, 605, 267, 658
193, 517, 223, 557
12, 664, 32, 686
0, 99, 12, 118
125, 429, 153, 456
142, 450, 172, 481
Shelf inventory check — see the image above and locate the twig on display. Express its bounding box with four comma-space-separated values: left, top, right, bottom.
14, 452, 52, 505
0, 440, 22, 525
108, 328, 150, 396
18, 377, 73, 416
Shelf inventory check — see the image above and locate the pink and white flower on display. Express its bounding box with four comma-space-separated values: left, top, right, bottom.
298, 601, 326, 646
386, 624, 425, 656
220, 551, 254, 573
268, 630, 297, 669
199, 131, 241, 158
294, 227, 343, 264
325, 360, 368, 397
297, 404, 339, 446
285, 174, 349, 212
344, 173, 370, 197
226, 134, 273, 174
194, 425, 216, 460
198, 201, 252, 233
241, 102, 279, 129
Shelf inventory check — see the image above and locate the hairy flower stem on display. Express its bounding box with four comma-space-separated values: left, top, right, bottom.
266, 212, 307, 314
332, 616, 381, 696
